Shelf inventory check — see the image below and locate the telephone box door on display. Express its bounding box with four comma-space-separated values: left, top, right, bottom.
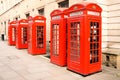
27, 21, 32, 53
89, 19, 101, 73
50, 9, 67, 66
12, 27, 16, 43
21, 23, 28, 48
35, 23, 45, 51
67, 2, 102, 75
51, 19, 67, 66
21, 27, 27, 45
67, 17, 83, 72
28, 16, 46, 55
8, 21, 16, 45
51, 22, 60, 56
16, 19, 28, 49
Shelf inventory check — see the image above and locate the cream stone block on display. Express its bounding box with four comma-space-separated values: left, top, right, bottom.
99, 4, 108, 12
117, 56, 120, 69
108, 23, 120, 29
69, 0, 83, 6
102, 54, 106, 64
102, 36, 108, 42
108, 3, 120, 11
102, 23, 108, 30
102, 30, 108, 36
102, 17, 108, 23
102, 42, 108, 48
108, 30, 120, 36
109, 17, 120, 23
102, 11, 109, 17
107, 0, 120, 5
108, 42, 120, 47
108, 36, 120, 42
108, 10, 120, 17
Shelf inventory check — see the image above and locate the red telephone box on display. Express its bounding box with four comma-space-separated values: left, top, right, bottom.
16, 19, 28, 49
28, 16, 46, 55
50, 8, 68, 66
8, 21, 17, 45
67, 2, 102, 75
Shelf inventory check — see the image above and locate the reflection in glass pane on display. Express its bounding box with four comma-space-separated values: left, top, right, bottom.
36, 26, 44, 48
90, 22, 99, 64
70, 22, 80, 62
52, 24, 59, 56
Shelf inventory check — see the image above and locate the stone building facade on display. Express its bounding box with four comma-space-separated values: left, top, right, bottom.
0, 0, 120, 53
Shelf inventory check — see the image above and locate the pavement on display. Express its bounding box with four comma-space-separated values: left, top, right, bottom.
0, 40, 120, 80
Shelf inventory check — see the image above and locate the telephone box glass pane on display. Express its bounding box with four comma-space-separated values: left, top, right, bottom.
70, 22, 80, 62
52, 24, 59, 56
90, 22, 99, 64
36, 26, 44, 48
28, 24, 32, 49
21, 27, 27, 44
12, 28, 16, 41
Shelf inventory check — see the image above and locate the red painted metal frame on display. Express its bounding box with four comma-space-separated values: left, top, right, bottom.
50, 8, 68, 66
16, 19, 28, 49
8, 21, 17, 46
27, 16, 46, 55
67, 2, 102, 75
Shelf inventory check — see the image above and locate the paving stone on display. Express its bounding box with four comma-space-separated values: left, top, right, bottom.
116, 72, 120, 77
0, 41, 120, 80
23, 72, 52, 80
3, 77, 26, 80
0, 71, 20, 80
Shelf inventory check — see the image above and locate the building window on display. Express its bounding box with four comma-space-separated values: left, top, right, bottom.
1, 1, 3, 4
14, 15, 20, 21
4, 21, 6, 35
19, 15, 20, 18
25, 13, 30, 18
15, 17, 18, 21
38, 8, 44, 15
1, 22, 3, 24
8, 20, 10, 23
58, 0, 69, 8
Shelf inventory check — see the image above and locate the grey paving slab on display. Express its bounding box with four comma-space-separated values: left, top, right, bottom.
0, 71, 20, 80
0, 41, 120, 80
23, 71, 52, 80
